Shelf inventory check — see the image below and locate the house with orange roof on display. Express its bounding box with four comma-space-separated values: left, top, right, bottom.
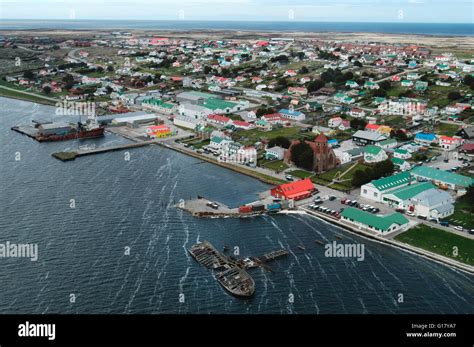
146, 125, 172, 138
438, 136, 464, 151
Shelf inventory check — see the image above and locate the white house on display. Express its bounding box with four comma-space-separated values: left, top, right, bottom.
393, 148, 412, 160
438, 136, 464, 151
279, 109, 306, 121
265, 146, 286, 160
364, 145, 388, 163
328, 117, 343, 128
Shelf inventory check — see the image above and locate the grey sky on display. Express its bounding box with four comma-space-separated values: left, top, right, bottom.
0, 0, 472, 23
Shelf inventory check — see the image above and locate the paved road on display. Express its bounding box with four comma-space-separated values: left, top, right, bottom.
68, 48, 87, 64
373, 67, 421, 83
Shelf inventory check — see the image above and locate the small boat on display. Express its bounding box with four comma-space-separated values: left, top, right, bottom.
223, 245, 229, 252
315, 240, 324, 246
297, 245, 306, 251
335, 235, 343, 240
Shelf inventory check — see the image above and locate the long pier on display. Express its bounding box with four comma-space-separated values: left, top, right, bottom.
51, 141, 155, 161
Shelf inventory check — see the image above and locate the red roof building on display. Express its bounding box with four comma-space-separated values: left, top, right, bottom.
270, 178, 316, 201
460, 143, 474, 154
207, 114, 231, 126
365, 124, 380, 132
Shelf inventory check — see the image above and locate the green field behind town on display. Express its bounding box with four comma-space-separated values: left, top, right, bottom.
395, 224, 474, 266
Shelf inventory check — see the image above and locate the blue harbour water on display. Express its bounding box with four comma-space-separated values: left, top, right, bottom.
0, 20, 473, 36
0, 98, 473, 314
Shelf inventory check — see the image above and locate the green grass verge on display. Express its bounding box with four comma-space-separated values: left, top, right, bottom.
235, 126, 303, 146
435, 123, 461, 137
262, 160, 289, 172
287, 169, 313, 179
395, 224, 474, 266
0, 87, 56, 106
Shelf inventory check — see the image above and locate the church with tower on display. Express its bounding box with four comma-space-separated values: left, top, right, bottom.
284, 134, 339, 174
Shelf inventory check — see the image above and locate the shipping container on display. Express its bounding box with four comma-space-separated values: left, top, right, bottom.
266, 203, 281, 211
239, 206, 253, 213
251, 204, 265, 212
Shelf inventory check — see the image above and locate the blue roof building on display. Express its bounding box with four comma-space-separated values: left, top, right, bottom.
415, 133, 437, 144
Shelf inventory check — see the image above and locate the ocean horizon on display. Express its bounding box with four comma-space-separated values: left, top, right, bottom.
0, 19, 473, 36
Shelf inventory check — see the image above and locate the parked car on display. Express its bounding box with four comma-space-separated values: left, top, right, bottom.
454, 226, 464, 231
417, 215, 427, 220
328, 196, 337, 201
285, 175, 294, 181
429, 218, 438, 223
469, 229, 474, 235
396, 208, 406, 213
406, 211, 415, 217
440, 221, 450, 227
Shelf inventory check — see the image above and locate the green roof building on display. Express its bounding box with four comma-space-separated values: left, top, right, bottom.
385, 182, 436, 202
202, 98, 237, 112
361, 171, 417, 202
410, 166, 474, 190
341, 207, 409, 233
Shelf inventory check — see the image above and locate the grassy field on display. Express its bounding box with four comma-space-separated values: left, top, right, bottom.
382, 115, 405, 127
287, 169, 313, 179
261, 160, 289, 172
236, 126, 304, 146
435, 122, 461, 136
311, 176, 350, 192
442, 201, 474, 230
395, 224, 474, 266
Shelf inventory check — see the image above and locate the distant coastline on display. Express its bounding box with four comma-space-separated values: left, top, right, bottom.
1, 19, 473, 37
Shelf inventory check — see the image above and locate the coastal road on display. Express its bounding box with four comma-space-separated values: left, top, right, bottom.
0, 85, 59, 103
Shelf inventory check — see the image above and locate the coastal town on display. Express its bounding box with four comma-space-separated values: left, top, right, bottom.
2, 29, 474, 275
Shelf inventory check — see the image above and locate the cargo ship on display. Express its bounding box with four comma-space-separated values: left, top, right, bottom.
35, 118, 105, 142
12, 118, 105, 143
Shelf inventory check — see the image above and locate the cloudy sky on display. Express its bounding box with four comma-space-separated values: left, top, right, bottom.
0, 0, 472, 23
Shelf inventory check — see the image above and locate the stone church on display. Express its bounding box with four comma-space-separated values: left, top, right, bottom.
284, 134, 339, 174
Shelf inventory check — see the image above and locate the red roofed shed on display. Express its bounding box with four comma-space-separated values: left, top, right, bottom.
270, 178, 316, 201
